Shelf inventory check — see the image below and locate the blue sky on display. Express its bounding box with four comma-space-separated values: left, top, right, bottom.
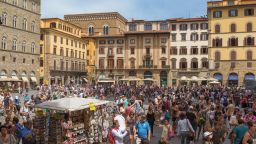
41, 0, 207, 20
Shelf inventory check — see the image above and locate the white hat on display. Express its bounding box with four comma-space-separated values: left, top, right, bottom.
15, 96, 19, 99
204, 131, 212, 138
189, 106, 194, 109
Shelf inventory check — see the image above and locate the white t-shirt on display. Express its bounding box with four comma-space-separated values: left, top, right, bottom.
114, 115, 126, 132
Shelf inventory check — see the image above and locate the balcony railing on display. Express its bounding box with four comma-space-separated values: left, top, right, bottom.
139, 65, 157, 69
178, 68, 208, 72
50, 66, 86, 72
144, 54, 152, 59
162, 65, 170, 69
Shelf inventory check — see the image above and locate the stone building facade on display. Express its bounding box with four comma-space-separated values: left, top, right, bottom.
208, 0, 256, 86
169, 18, 209, 85
40, 18, 87, 85
0, 0, 41, 88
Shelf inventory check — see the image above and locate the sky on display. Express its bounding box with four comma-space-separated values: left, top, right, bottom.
41, 0, 207, 21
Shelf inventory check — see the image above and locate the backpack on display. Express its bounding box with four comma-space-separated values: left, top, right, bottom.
15, 123, 24, 138
107, 128, 117, 144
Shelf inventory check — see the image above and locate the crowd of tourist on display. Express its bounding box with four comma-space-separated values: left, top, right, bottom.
0, 83, 255, 144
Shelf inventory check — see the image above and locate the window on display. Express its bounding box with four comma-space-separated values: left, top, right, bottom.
66, 48, 69, 57
202, 59, 209, 68
171, 24, 176, 31
99, 47, 105, 54
31, 21, 35, 32
230, 51, 236, 60
161, 61, 166, 67
244, 37, 255, 46
191, 47, 198, 55
99, 59, 105, 69
171, 59, 177, 69
13, 16, 17, 28
229, 9, 238, 17
60, 48, 64, 56
23, 0, 27, 8
2, 56, 5, 62
215, 24, 221, 33
2, 12, 7, 25
191, 58, 198, 69
53, 46, 57, 55
180, 24, 187, 31
213, 11, 222, 18
117, 59, 124, 69
228, 38, 238, 46
247, 51, 253, 60
130, 60, 135, 69
161, 38, 166, 43
82, 52, 85, 59
130, 47, 135, 55
180, 47, 187, 55
71, 40, 73, 46
88, 26, 94, 35
103, 25, 109, 35
200, 33, 208, 41
12, 39, 17, 51
230, 24, 236, 32
117, 47, 123, 54
215, 51, 221, 61
117, 39, 124, 44
247, 23, 253, 32
170, 47, 177, 55
160, 23, 168, 30
23, 58, 26, 63
245, 9, 254, 16
40, 34, 44, 40
201, 47, 208, 54
50, 22, 56, 28
31, 43, 35, 54
108, 40, 115, 44
22, 41, 26, 52
82, 44, 85, 49
180, 58, 187, 69
13, 57, 16, 62
22, 18, 27, 30
181, 33, 186, 41
161, 47, 166, 54
13, 0, 18, 5
144, 23, 152, 31
39, 45, 43, 54
1, 37, 7, 49
212, 38, 222, 47
171, 34, 176, 42
75, 50, 77, 58
228, 1, 234, 6
54, 36, 57, 43
191, 33, 199, 41
145, 38, 151, 44
191, 23, 199, 30
146, 47, 150, 54
130, 39, 135, 44
60, 37, 63, 44
32, 0, 36, 12
247, 62, 252, 68
129, 23, 137, 31
87, 50, 89, 56
200, 23, 208, 30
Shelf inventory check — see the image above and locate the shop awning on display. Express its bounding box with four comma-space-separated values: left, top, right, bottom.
36, 97, 110, 112
228, 74, 238, 81
0, 76, 7, 79
0, 77, 21, 82
21, 77, 29, 82
31, 77, 37, 82
245, 74, 255, 81
97, 80, 115, 83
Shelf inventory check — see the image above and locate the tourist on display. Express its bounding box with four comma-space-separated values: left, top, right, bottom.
135, 115, 151, 143
232, 119, 249, 144
111, 120, 127, 144
242, 121, 256, 144
0, 126, 16, 144
146, 107, 155, 137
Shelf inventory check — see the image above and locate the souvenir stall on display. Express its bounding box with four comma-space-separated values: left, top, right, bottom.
35, 97, 112, 144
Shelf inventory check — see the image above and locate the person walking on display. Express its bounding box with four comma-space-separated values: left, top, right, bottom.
111, 120, 128, 144
135, 115, 151, 143
242, 121, 256, 144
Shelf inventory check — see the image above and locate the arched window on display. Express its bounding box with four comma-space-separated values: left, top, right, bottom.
230, 51, 237, 60
212, 38, 222, 47
23, 18, 27, 30
247, 50, 253, 60
13, 16, 17, 28
179, 58, 187, 69
201, 58, 209, 69
244, 37, 255, 46
103, 25, 109, 35
12, 39, 17, 51
246, 23, 252, 32
2, 12, 7, 25
215, 51, 221, 61
31, 42, 35, 54
191, 58, 198, 69
31, 21, 35, 32
229, 37, 238, 46
1, 37, 7, 49
230, 24, 236, 32
22, 41, 26, 52
215, 24, 220, 33
88, 26, 94, 35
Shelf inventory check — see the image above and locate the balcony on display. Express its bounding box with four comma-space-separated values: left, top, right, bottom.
178, 68, 208, 72
139, 65, 157, 69
49, 66, 86, 72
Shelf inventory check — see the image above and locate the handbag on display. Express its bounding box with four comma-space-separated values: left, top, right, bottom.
186, 119, 195, 141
